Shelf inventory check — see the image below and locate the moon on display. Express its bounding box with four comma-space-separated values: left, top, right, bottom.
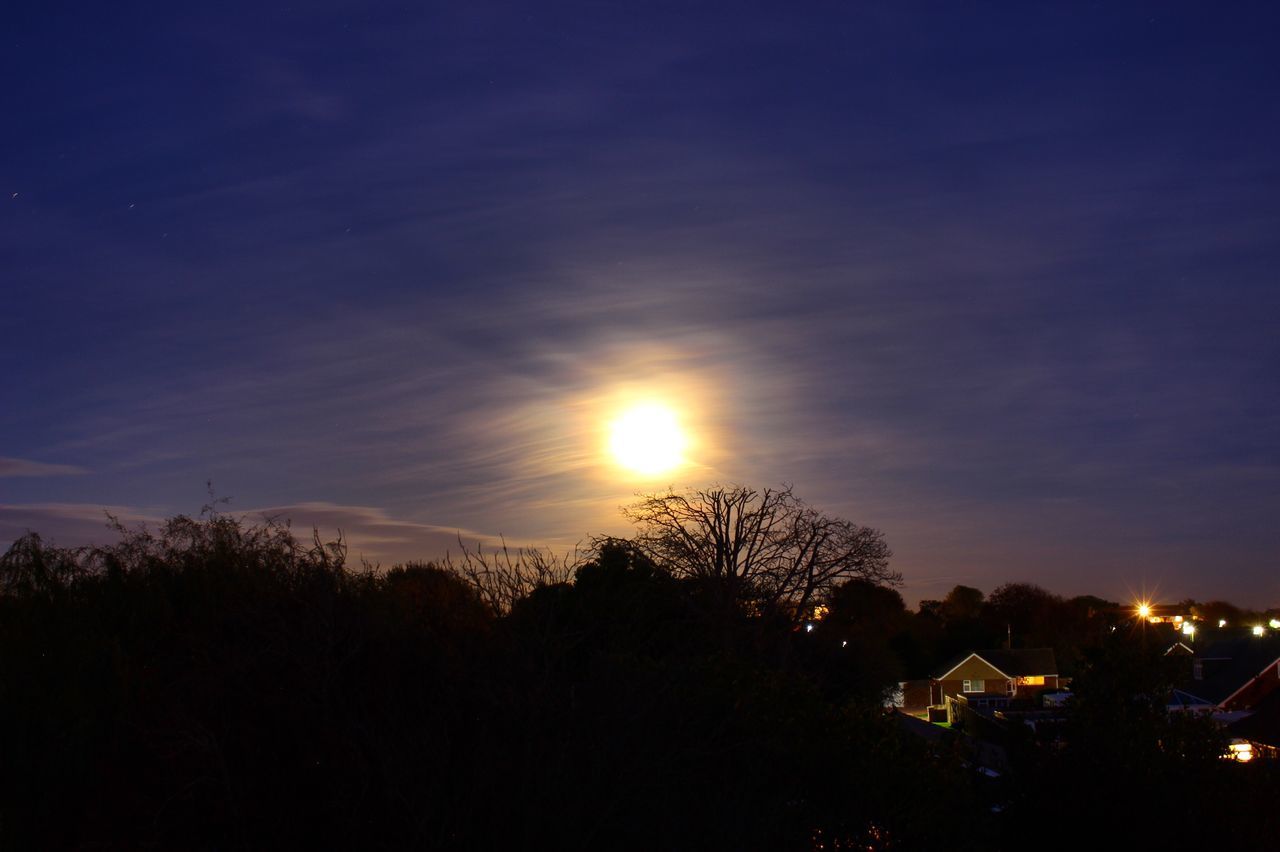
608, 403, 687, 476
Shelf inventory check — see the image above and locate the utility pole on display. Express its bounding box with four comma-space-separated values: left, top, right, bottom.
1006, 623, 1012, 650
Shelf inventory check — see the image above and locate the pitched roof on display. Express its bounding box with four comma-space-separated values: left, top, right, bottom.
1189, 635, 1280, 706
932, 648, 1058, 679
1229, 690, 1280, 748
1170, 688, 1215, 708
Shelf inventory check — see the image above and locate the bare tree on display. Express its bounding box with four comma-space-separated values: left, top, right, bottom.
622, 485, 896, 620
443, 536, 580, 615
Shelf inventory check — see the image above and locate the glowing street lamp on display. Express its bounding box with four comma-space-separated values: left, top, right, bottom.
1136, 602, 1152, 619
1252, 625, 1266, 637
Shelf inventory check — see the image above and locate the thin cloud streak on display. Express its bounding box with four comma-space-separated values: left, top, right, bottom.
0, 458, 88, 478
0, 499, 554, 572
0, 503, 159, 551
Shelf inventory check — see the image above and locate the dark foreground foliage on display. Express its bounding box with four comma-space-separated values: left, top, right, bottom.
3, 514, 1277, 849
0, 516, 986, 851
1001, 633, 1280, 848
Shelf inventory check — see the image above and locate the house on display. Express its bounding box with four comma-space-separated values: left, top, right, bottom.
897, 648, 1061, 720
928, 648, 1060, 709
1173, 635, 1280, 712
1135, 604, 1199, 626
1170, 634, 1280, 760
895, 648, 1062, 719
1226, 689, 1280, 761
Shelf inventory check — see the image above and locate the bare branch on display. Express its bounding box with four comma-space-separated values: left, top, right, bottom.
624, 484, 896, 621
443, 536, 580, 615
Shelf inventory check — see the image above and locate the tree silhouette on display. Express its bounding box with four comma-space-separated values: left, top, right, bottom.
622, 485, 896, 622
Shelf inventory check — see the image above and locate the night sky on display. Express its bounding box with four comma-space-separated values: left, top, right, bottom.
4, 2, 1278, 606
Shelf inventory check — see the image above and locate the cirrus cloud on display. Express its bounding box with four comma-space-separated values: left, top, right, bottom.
0, 457, 88, 478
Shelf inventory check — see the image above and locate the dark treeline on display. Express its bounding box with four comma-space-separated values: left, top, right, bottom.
1, 492, 1278, 849
843, 578, 1280, 688
824, 580, 1121, 685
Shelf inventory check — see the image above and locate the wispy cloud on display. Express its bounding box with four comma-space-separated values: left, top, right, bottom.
0, 499, 547, 571
0, 503, 157, 549
0, 458, 88, 478
240, 501, 525, 566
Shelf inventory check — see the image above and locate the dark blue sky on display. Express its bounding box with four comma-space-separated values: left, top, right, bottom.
4, 1, 1278, 605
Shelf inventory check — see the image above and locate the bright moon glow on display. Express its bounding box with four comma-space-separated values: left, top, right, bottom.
608, 403, 687, 475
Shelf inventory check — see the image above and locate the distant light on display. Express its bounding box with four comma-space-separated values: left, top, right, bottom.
1136, 603, 1152, 619
1270, 619, 1280, 630
805, 623, 814, 633
1182, 622, 1196, 637
1253, 625, 1265, 637
1228, 741, 1254, 762
841, 640, 848, 648
1173, 615, 1183, 623
1219, 619, 1228, 628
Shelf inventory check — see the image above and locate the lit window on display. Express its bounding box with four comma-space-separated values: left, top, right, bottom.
962, 679, 985, 693
1019, 676, 1045, 686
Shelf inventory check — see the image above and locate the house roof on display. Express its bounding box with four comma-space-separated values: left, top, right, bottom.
932, 648, 1058, 680
1170, 688, 1214, 708
1229, 690, 1280, 748
1188, 635, 1280, 706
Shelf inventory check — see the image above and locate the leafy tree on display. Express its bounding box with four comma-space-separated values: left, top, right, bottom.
381, 560, 492, 634
941, 584, 984, 623
806, 578, 912, 701
1198, 598, 1244, 627
983, 582, 1064, 648
826, 577, 909, 631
